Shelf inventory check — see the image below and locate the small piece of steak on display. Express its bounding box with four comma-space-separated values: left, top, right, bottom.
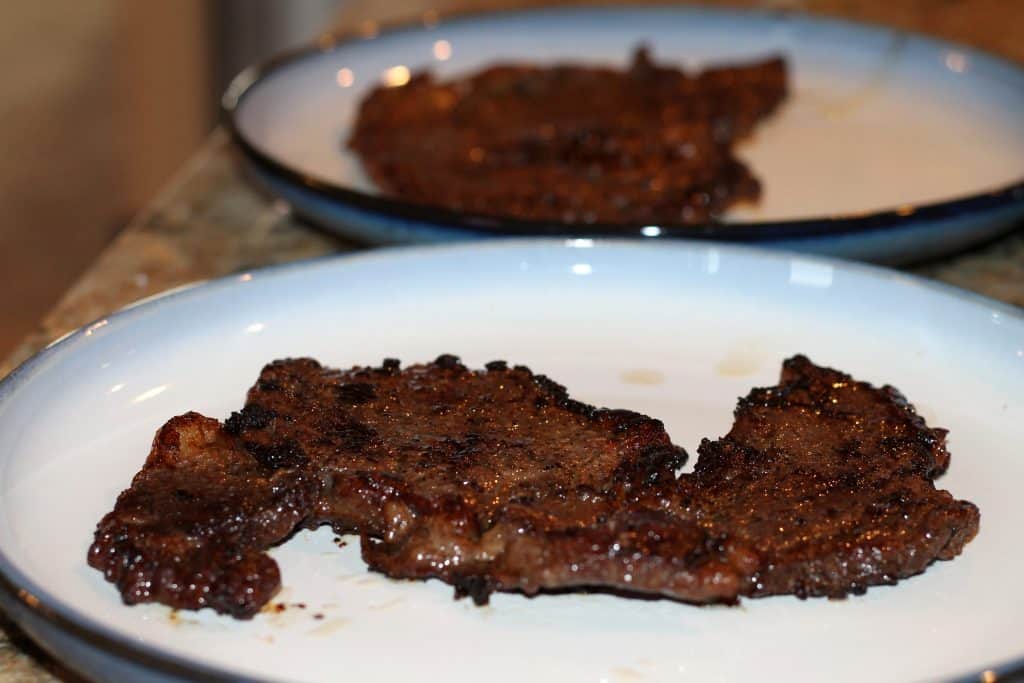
88, 355, 978, 617
87, 413, 318, 618
689, 355, 979, 599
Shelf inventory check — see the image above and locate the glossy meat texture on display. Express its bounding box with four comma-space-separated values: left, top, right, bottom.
88, 355, 978, 618
689, 356, 979, 598
348, 48, 787, 225
89, 356, 737, 616
87, 413, 318, 618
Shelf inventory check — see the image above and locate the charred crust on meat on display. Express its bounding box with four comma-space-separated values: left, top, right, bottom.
270, 357, 321, 373
433, 354, 465, 370
485, 360, 508, 372
256, 379, 281, 392
334, 382, 377, 404
531, 373, 566, 397
531, 373, 600, 419
243, 438, 308, 469
603, 409, 660, 435
626, 444, 689, 487
320, 419, 377, 452
224, 403, 276, 435
452, 576, 496, 605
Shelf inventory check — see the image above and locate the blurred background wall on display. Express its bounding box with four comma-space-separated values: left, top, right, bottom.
1, 2, 121, 358
0, 0, 343, 358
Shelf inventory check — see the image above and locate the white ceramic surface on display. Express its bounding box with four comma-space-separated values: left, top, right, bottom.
1, 240, 1022, 682
226, 6, 1024, 260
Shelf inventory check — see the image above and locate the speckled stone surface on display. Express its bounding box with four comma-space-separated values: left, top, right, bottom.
1, 1, 1022, 680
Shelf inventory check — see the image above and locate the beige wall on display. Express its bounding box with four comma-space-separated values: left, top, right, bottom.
0, 2, 214, 358
114, 0, 213, 213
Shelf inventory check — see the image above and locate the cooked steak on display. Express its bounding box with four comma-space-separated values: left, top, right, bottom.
688, 355, 979, 599
87, 412, 319, 618
348, 47, 787, 225
88, 355, 978, 618
89, 356, 729, 616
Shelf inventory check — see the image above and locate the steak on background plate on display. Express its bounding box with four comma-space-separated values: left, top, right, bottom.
348, 47, 788, 225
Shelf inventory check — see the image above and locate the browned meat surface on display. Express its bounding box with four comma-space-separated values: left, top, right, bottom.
687, 356, 979, 599
348, 48, 787, 225
88, 355, 978, 618
87, 413, 319, 618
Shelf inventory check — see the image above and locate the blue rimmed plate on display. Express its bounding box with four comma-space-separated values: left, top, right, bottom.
0, 239, 1022, 681
223, 6, 1024, 264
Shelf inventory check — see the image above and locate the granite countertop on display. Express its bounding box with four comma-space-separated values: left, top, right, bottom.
2, 0, 1022, 680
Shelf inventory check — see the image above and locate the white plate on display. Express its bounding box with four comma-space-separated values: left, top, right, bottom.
1, 240, 1022, 682
224, 7, 1024, 263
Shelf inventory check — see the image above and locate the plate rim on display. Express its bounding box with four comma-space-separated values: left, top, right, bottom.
1, 238, 1022, 682
220, 3, 1024, 242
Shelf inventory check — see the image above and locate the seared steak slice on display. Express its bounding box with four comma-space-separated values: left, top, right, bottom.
233, 356, 751, 606
87, 413, 318, 618
691, 355, 979, 598
89, 356, 747, 616
88, 355, 978, 618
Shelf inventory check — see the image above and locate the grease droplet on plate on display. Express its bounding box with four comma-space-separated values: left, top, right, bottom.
307, 617, 351, 636
610, 666, 644, 681
620, 369, 665, 385
715, 350, 761, 377
369, 597, 405, 610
